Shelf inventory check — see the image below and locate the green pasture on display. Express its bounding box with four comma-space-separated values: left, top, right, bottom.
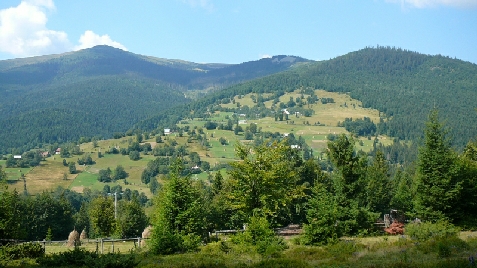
68, 171, 98, 189
4, 166, 33, 181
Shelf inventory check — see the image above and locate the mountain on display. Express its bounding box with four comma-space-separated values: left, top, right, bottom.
0, 46, 308, 153
136, 47, 477, 148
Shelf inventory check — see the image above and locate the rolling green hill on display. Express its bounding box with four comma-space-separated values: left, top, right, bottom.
0, 46, 308, 153
137, 46, 477, 149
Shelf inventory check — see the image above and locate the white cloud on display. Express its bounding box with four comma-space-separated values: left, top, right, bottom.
0, 0, 126, 58
0, 0, 70, 57
74, 30, 127, 51
386, 0, 477, 9
182, 0, 215, 12
259, 54, 272, 59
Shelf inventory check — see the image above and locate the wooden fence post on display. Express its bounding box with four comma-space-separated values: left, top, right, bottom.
101, 238, 104, 254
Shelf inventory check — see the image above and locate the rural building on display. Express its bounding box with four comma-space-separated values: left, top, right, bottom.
281, 109, 290, 115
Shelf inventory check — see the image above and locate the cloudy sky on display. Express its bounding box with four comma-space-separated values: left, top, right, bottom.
0, 0, 476, 63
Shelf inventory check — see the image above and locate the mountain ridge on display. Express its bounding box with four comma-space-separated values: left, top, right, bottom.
0, 45, 309, 153
135, 46, 477, 149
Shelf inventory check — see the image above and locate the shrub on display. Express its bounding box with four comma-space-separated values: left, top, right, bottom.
149, 227, 183, 255
230, 215, 288, 257
0, 243, 44, 260
405, 220, 459, 241
416, 236, 469, 257
181, 233, 201, 253
325, 240, 365, 261
36, 248, 138, 268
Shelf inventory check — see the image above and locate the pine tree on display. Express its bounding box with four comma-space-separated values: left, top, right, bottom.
365, 150, 391, 215
414, 109, 462, 222
212, 171, 223, 195
303, 183, 339, 245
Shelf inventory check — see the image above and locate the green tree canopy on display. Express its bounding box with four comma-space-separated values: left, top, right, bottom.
88, 196, 116, 237
117, 199, 148, 238
227, 140, 305, 225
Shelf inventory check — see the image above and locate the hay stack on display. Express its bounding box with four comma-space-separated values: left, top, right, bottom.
142, 225, 152, 239
80, 229, 87, 240
67, 229, 81, 247
141, 225, 152, 247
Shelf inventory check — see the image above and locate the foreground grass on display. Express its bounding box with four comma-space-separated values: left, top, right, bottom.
4, 234, 476, 267
137, 235, 477, 268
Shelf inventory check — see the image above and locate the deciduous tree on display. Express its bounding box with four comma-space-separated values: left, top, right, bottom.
88, 196, 116, 238
227, 140, 304, 225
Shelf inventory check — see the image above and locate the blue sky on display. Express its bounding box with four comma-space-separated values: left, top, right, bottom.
0, 0, 476, 64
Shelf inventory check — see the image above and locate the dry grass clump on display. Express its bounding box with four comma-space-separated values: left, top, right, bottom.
67, 229, 81, 247
80, 229, 87, 240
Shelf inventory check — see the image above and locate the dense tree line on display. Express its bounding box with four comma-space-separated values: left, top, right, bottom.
0, 185, 148, 241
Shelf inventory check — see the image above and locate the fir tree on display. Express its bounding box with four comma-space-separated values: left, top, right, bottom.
414, 109, 461, 222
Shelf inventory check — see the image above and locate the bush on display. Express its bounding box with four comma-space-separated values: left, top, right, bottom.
36, 248, 138, 268
325, 240, 365, 261
416, 236, 469, 257
181, 233, 201, 253
0, 243, 44, 260
405, 220, 459, 241
230, 215, 288, 257
149, 228, 183, 255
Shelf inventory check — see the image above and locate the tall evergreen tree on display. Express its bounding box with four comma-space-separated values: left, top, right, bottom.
365, 150, 391, 215
414, 109, 461, 222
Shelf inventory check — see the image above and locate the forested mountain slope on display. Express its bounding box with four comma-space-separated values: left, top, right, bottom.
137, 47, 477, 148
0, 46, 307, 153
300, 47, 477, 147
